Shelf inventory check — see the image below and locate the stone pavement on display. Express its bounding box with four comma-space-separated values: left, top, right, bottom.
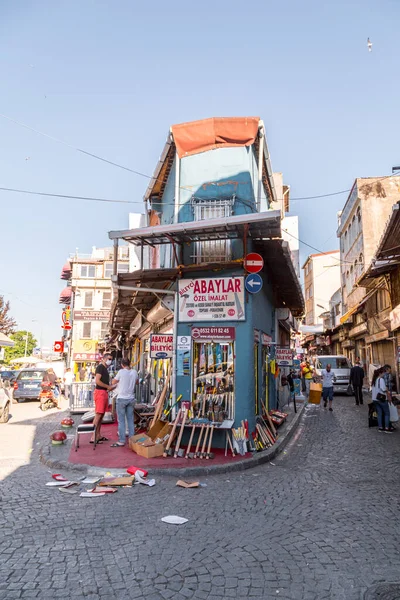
1, 396, 400, 600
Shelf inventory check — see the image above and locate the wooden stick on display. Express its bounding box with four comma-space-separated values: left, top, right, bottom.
173, 411, 187, 458
185, 425, 196, 458
263, 409, 277, 437
227, 430, 235, 456
200, 426, 209, 459
206, 425, 214, 459
194, 424, 205, 458
163, 409, 181, 457
150, 368, 171, 428
225, 430, 228, 457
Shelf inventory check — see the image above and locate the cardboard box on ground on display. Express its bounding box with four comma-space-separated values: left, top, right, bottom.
129, 421, 173, 459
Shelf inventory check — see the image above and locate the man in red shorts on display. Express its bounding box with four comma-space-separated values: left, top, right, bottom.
91, 353, 115, 444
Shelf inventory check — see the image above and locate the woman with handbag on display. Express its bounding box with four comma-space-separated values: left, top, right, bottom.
371, 368, 393, 433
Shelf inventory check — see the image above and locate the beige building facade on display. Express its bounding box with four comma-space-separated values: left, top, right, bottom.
302, 251, 341, 326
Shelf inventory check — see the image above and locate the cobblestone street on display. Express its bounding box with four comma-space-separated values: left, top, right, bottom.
1, 396, 400, 600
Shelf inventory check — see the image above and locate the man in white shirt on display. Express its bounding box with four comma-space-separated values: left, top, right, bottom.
321, 363, 336, 411
110, 359, 138, 447
63, 368, 74, 401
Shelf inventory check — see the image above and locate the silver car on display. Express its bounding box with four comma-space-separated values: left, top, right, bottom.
315, 355, 353, 395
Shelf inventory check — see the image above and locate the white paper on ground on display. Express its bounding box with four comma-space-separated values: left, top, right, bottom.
46, 481, 72, 487
81, 477, 101, 484
134, 472, 155, 487
80, 492, 106, 497
161, 515, 188, 525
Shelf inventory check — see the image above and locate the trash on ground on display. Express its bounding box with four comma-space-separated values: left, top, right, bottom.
134, 472, 155, 486
88, 487, 117, 494
176, 480, 200, 488
52, 474, 68, 481
81, 476, 101, 484
46, 481, 72, 487
99, 476, 134, 487
59, 487, 78, 495
80, 491, 106, 497
127, 466, 148, 477
161, 515, 188, 525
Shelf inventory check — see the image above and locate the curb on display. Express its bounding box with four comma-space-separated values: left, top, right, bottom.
40, 403, 306, 477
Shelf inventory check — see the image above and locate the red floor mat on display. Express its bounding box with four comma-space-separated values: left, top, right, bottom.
68, 423, 250, 469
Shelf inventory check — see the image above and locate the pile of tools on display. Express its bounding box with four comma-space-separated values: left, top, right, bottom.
162, 412, 216, 460
253, 414, 277, 451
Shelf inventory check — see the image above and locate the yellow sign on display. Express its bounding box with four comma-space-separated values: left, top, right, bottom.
72, 339, 98, 354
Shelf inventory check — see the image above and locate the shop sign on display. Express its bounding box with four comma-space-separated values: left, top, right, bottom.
261, 332, 272, 345
178, 277, 245, 322
244, 252, 264, 273
177, 336, 191, 376
150, 334, 173, 359
390, 304, 400, 331
72, 352, 101, 361
74, 310, 110, 321
73, 339, 98, 354
254, 330, 260, 343
53, 341, 64, 353
61, 306, 72, 330
191, 326, 236, 341
275, 346, 293, 366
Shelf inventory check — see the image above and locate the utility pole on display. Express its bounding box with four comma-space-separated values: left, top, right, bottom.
24, 333, 29, 358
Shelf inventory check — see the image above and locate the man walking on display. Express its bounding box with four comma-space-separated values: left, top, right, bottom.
91, 353, 115, 444
111, 358, 138, 447
63, 368, 74, 401
383, 364, 393, 402
350, 357, 365, 406
321, 363, 336, 411
303, 360, 314, 398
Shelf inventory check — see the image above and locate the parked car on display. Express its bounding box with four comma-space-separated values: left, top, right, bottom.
315, 355, 353, 395
0, 370, 18, 384
0, 381, 10, 423
13, 368, 52, 403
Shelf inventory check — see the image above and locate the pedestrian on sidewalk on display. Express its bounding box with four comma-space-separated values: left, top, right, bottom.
303, 360, 314, 398
63, 368, 74, 401
110, 358, 138, 447
383, 365, 393, 402
371, 367, 393, 433
321, 363, 336, 411
350, 357, 365, 406
91, 353, 116, 444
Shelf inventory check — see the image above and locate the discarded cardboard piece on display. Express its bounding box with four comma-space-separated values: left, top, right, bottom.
98, 476, 134, 487
129, 421, 172, 459
176, 480, 200, 488
89, 487, 117, 494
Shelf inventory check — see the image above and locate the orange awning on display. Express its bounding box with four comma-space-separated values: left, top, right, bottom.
171, 117, 260, 158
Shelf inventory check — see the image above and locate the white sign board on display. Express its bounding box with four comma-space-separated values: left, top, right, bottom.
177, 336, 191, 351
178, 277, 245, 322
276, 346, 293, 366
150, 334, 173, 359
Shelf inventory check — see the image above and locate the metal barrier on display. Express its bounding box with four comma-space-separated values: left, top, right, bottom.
68, 382, 95, 414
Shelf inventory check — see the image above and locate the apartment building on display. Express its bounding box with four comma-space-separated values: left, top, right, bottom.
302, 251, 341, 326
59, 246, 129, 375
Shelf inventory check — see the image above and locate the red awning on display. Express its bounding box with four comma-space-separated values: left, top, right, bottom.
60, 261, 72, 281
171, 117, 260, 158
59, 287, 72, 304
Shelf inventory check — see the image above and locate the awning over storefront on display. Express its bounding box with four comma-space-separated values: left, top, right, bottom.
59, 287, 72, 304
109, 210, 282, 246
0, 332, 15, 347
340, 288, 377, 323
60, 261, 72, 281
171, 117, 260, 158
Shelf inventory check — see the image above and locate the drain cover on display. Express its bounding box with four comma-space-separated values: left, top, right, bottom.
364, 583, 400, 599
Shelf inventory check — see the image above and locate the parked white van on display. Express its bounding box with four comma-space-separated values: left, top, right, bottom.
315, 355, 353, 395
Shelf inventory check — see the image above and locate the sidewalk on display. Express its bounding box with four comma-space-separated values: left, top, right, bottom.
40, 398, 307, 476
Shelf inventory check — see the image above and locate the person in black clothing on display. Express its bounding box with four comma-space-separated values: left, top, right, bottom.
350, 357, 365, 406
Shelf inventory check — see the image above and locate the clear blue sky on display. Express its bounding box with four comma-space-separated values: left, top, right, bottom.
1, 0, 399, 346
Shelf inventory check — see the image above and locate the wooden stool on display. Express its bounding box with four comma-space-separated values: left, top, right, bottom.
75, 424, 96, 451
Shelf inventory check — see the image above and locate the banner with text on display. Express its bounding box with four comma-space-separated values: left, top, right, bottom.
150, 334, 173, 359
178, 277, 245, 322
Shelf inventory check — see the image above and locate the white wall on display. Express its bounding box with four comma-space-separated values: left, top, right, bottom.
129, 213, 147, 271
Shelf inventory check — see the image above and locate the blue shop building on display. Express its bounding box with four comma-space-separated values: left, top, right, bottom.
109, 117, 304, 440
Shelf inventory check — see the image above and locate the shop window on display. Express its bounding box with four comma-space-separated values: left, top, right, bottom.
359, 253, 364, 274
192, 198, 234, 264
80, 264, 96, 278
84, 291, 93, 308
344, 231, 348, 251
82, 322, 92, 338
102, 291, 112, 309
118, 262, 129, 273
348, 223, 352, 246
192, 340, 235, 422
352, 215, 356, 240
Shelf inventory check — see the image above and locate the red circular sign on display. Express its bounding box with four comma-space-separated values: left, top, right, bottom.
244, 253, 264, 273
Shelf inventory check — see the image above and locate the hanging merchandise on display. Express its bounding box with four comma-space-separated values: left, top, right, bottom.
191, 327, 236, 425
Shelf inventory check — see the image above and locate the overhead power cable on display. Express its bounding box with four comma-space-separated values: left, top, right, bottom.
1, 111, 399, 203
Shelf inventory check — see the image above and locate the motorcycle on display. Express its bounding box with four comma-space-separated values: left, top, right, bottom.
39, 380, 59, 411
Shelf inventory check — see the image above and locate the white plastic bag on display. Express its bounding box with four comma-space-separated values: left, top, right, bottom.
389, 402, 399, 423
